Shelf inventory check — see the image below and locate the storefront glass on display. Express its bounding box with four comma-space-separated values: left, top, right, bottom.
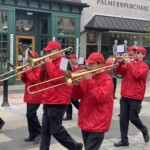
0, 34, 8, 73
0, 11, 8, 31
57, 17, 75, 35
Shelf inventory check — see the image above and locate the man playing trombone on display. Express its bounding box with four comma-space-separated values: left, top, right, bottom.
114, 46, 149, 147
21, 51, 44, 143
39, 41, 83, 150
71, 52, 114, 150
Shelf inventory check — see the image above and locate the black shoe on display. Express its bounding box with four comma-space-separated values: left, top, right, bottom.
34, 135, 41, 144
76, 142, 83, 150
63, 117, 72, 121
114, 141, 129, 147
25, 136, 36, 142
143, 128, 149, 143
0, 121, 5, 130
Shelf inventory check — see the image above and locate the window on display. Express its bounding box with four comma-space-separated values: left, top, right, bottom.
0, 34, 8, 73
87, 32, 97, 43
57, 37, 74, 49
16, 19, 34, 32
40, 36, 48, 56
0, 11, 8, 30
57, 17, 75, 35
40, 16, 48, 34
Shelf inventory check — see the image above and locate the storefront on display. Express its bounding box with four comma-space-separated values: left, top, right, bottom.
80, 0, 150, 68
0, 0, 88, 82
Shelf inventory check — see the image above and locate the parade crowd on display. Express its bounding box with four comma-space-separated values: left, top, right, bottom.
0, 41, 149, 150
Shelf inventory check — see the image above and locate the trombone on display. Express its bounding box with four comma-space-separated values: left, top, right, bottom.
0, 47, 73, 81
112, 55, 136, 60
0, 63, 30, 82
28, 47, 73, 67
27, 64, 117, 94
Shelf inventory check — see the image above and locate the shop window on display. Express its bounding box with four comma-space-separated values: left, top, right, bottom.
57, 17, 75, 35
40, 36, 48, 56
57, 37, 74, 49
16, 19, 34, 32
0, 34, 8, 73
0, 11, 8, 30
87, 32, 97, 43
40, 16, 48, 34
86, 45, 98, 59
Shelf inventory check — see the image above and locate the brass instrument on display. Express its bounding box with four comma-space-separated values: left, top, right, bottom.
27, 64, 116, 94
0, 47, 72, 81
112, 55, 136, 60
0, 63, 30, 82
28, 47, 73, 67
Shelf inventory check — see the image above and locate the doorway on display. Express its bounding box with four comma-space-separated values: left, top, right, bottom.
16, 36, 35, 79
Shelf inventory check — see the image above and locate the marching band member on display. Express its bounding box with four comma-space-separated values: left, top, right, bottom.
40, 41, 83, 150
106, 55, 117, 99
114, 46, 149, 147
21, 51, 44, 143
71, 52, 114, 150
63, 53, 81, 121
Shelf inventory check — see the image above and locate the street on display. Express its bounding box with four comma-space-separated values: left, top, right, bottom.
0, 79, 150, 150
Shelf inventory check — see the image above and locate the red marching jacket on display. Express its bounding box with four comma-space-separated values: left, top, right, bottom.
21, 66, 45, 104
115, 61, 149, 100
71, 72, 114, 132
42, 55, 71, 104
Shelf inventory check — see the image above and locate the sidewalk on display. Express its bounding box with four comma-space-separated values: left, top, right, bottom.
0, 78, 150, 150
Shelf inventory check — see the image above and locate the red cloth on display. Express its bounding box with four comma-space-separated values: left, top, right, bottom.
71, 63, 83, 72
68, 54, 77, 59
43, 41, 61, 51
137, 46, 147, 55
128, 46, 137, 51
85, 52, 105, 64
21, 66, 45, 104
42, 55, 71, 104
71, 72, 114, 132
115, 61, 149, 100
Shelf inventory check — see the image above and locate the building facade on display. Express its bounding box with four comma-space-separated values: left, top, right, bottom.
0, 0, 88, 82
80, 0, 150, 68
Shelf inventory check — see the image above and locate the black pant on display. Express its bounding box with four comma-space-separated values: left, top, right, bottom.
0, 117, 4, 125
112, 78, 117, 97
66, 99, 80, 119
82, 130, 104, 150
26, 103, 41, 138
120, 97, 148, 143
40, 104, 78, 150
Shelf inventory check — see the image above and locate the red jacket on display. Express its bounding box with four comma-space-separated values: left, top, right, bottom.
71, 72, 114, 132
21, 66, 45, 104
42, 55, 71, 104
115, 61, 149, 100
71, 63, 83, 72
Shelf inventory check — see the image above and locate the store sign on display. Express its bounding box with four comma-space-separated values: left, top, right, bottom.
97, 0, 149, 11
10, 34, 14, 70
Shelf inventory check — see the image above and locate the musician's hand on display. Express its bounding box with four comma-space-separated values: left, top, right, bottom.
22, 67, 26, 71
45, 57, 52, 63
26, 65, 32, 70
84, 74, 92, 80
74, 80, 80, 86
124, 58, 130, 64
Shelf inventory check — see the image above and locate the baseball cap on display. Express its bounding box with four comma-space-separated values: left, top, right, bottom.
43, 41, 61, 51
31, 51, 39, 58
128, 46, 137, 51
136, 46, 146, 55
68, 54, 77, 59
85, 52, 105, 64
